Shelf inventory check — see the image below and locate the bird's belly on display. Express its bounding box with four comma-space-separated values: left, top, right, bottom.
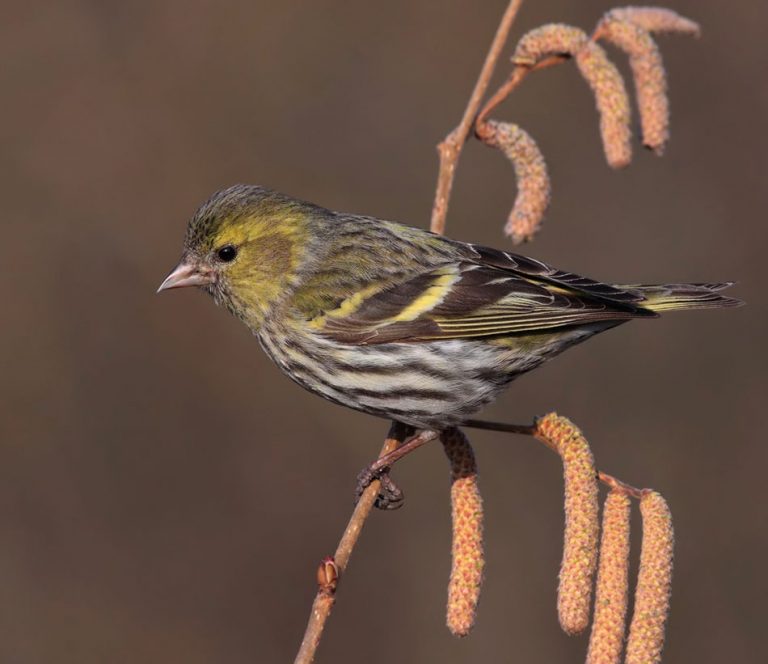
256, 329, 539, 429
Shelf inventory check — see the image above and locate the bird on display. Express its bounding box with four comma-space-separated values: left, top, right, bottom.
158, 184, 740, 433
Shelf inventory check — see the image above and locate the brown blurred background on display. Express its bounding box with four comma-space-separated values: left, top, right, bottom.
1, 1, 766, 662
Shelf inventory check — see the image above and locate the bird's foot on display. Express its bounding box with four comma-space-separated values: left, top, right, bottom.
355, 465, 404, 510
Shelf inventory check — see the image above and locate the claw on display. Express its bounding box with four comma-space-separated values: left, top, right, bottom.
376, 474, 405, 510
355, 465, 405, 510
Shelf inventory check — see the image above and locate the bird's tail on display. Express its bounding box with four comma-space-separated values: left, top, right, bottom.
624, 282, 743, 312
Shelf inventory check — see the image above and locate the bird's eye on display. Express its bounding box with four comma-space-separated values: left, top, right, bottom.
217, 245, 237, 262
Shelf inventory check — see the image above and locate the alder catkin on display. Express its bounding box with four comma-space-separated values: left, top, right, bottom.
512, 23, 589, 66
597, 16, 669, 153
586, 490, 631, 664
441, 428, 484, 637
625, 490, 674, 664
608, 7, 700, 36
535, 413, 600, 635
574, 42, 633, 168
512, 24, 632, 168
479, 120, 551, 244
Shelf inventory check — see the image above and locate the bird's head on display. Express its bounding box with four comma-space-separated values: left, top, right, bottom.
158, 184, 326, 327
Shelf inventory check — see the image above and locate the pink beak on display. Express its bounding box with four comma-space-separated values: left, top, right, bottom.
157, 260, 214, 292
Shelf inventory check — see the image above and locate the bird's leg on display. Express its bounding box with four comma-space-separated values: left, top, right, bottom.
355, 420, 532, 509
355, 427, 438, 510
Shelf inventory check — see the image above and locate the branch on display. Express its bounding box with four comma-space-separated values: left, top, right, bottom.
293, 4, 684, 661
430, 0, 525, 234
294, 423, 408, 664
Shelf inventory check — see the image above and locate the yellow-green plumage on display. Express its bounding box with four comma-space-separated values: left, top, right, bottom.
159, 184, 741, 429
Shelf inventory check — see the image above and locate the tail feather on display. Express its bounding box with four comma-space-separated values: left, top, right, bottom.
622, 282, 743, 312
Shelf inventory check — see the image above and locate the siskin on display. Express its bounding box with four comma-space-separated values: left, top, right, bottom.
159, 184, 740, 431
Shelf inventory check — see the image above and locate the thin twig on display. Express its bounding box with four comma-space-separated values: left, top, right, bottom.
476, 56, 566, 129
464, 417, 536, 436
430, 0, 525, 234
476, 66, 529, 128
468, 418, 645, 497
598, 471, 645, 500
294, 423, 408, 664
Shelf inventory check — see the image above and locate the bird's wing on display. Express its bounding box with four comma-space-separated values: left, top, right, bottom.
466, 244, 647, 306
308, 250, 656, 345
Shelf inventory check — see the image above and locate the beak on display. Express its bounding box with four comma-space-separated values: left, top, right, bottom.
157, 260, 214, 293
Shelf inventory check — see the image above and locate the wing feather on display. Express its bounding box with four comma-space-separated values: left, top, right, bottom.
311, 252, 655, 345
467, 244, 647, 305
